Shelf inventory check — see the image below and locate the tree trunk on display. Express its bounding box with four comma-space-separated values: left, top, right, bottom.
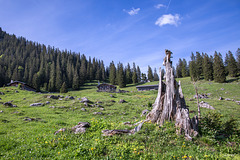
147, 50, 198, 140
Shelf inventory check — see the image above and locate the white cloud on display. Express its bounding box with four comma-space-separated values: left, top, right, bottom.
124, 8, 140, 16
154, 4, 166, 9
155, 14, 180, 27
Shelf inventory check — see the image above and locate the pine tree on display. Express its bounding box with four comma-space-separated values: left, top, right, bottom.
72, 69, 80, 90
147, 65, 153, 81
213, 52, 226, 83
153, 68, 159, 81
224, 52, 229, 76
136, 66, 141, 83
132, 63, 137, 84
227, 51, 238, 77
117, 63, 125, 88
60, 82, 68, 93
189, 53, 198, 81
48, 61, 56, 92
32, 73, 40, 91
55, 54, 63, 91
182, 59, 188, 77
203, 53, 213, 81
196, 52, 203, 77
109, 61, 116, 85
176, 59, 183, 78
125, 63, 132, 84
236, 48, 240, 74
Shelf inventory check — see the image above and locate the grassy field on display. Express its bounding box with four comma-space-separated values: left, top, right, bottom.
0, 77, 239, 159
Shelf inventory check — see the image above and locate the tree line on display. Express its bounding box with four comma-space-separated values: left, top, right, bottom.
175, 50, 240, 82
0, 28, 145, 92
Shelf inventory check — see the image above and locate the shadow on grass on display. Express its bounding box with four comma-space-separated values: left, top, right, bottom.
226, 77, 240, 83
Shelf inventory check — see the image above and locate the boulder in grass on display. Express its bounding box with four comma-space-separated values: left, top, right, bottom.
219, 97, 223, 100
71, 122, 90, 134
80, 97, 89, 103
0, 110, 3, 113
30, 103, 43, 107
119, 99, 126, 103
3, 101, 17, 107
225, 98, 231, 101
93, 112, 103, 115
0, 92, 4, 95
54, 128, 67, 135
81, 108, 86, 111
46, 101, 50, 104
199, 101, 215, 110
47, 95, 58, 99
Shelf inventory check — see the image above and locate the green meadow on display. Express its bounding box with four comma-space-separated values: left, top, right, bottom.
0, 77, 239, 159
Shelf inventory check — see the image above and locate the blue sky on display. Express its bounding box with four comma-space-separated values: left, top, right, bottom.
0, 0, 240, 73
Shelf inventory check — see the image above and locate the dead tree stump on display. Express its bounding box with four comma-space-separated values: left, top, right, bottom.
146, 50, 198, 140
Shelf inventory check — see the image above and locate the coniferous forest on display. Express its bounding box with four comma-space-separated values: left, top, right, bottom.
0, 28, 142, 91
0, 27, 240, 92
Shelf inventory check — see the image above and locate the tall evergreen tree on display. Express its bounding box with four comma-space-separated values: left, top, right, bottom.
196, 52, 203, 77
117, 63, 125, 88
132, 62, 137, 84
72, 69, 80, 90
55, 54, 63, 91
189, 53, 199, 81
176, 58, 183, 78
236, 48, 240, 74
203, 53, 213, 81
125, 63, 132, 84
147, 65, 153, 81
181, 58, 188, 77
109, 61, 116, 85
227, 51, 238, 77
136, 66, 141, 83
153, 68, 159, 81
48, 61, 56, 92
224, 52, 229, 76
213, 52, 226, 83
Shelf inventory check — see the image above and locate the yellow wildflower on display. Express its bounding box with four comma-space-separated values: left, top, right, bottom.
182, 155, 187, 159
204, 155, 208, 158
58, 152, 60, 154
189, 156, 192, 159
45, 141, 48, 144
91, 147, 94, 151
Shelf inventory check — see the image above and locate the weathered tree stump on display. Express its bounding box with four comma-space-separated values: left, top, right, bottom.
146, 50, 198, 140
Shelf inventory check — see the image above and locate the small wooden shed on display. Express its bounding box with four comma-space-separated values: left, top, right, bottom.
97, 84, 117, 92
136, 84, 159, 91
7, 80, 36, 92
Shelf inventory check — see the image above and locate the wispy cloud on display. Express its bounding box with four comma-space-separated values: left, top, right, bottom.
154, 4, 166, 9
123, 8, 140, 16
155, 14, 181, 27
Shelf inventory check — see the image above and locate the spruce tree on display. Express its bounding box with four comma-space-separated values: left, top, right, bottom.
147, 65, 153, 81
153, 68, 159, 81
117, 63, 125, 88
125, 63, 132, 84
181, 59, 188, 77
196, 52, 203, 77
236, 48, 240, 74
176, 59, 183, 78
32, 73, 40, 91
136, 66, 141, 83
48, 61, 56, 92
109, 61, 116, 85
72, 69, 80, 90
213, 52, 226, 83
203, 53, 213, 81
224, 52, 229, 76
55, 55, 63, 91
189, 53, 198, 81
132, 63, 137, 84
227, 51, 238, 77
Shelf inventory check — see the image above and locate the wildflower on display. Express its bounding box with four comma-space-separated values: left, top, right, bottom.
182, 155, 187, 159
183, 142, 185, 144
134, 148, 137, 151
182, 145, 186, 148
120, 157, 122, 159
204, 155, 208, 158
91, 147, 94, 151
58, 152, 60, 154
95, 139, 99, 141
189, 156, 192, 159
45, 141, 48, 144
